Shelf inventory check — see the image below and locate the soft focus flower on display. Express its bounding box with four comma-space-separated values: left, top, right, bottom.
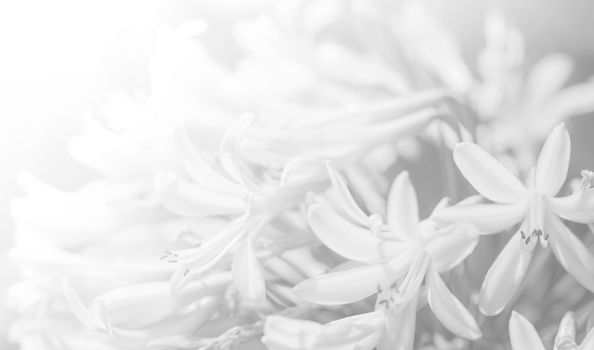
433, 123, 594, 315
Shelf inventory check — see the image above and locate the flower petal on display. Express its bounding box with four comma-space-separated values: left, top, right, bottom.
509, 311, 546, 350
549, 189, 594, 223
425, 223, 480, 272
426, 266, 482, 340
535, 123, 571, 195
431, 202, 526, 235
294, 257, 410, 305
308, 203, 407, 263
325, 163, 369, 226
548, 215, 594, 292
154, 172, 245, 217
453, 142, 527, 203
176, 127, 245, 195
218, 114, 254, 183
386, 172, 420, 240
479, 234, 533, 316
377, 296, 418, 350
262, 311, 385, 350
232, 233, 266, 305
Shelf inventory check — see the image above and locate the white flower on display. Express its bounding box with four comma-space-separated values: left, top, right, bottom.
293, 165, 481, 348
433, 123, 594, 315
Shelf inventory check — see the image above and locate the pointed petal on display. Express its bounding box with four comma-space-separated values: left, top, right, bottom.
294, 258, 410, 305
386, 172, 420, 240
308, 203, 406, 263
548, 215, 594, 292
509, 311, 545, 350
377, 296, 418, 350
453, 143, 527, 203
154, 172, 245, 217
325, 163, 369, 226
432, 202, 526, 235
549, 189, 594, 223
426, 267, 482, 340
232, 234, 266, 305
479, 234, 533, 316
535, 123, 571, 195
425, 223, 480, 272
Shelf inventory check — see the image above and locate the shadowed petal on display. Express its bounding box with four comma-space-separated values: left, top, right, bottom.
294, 257, 410, 305
425, 224, 479, 272
386, 172, 420, 240
549, 189, 594, 223
377, 296, 418, 350
535, 123, 571, 195
479, 234, 533, 316
454, 143, 527, 203
218, 114, 254, 183
426, 267, 482, 340
308, 203, 406, 263
509, 311, 545, 350
548, 215, 594, 292
432, 202, 526, 235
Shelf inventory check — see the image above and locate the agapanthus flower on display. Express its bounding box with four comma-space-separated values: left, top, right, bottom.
509, 310, 594, 350
292, 165, 481, 349
433, 123, 594, 315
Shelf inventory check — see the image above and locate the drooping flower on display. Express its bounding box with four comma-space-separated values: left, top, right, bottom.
293, 165, 481, 349
509, 310, 594, 350
433, 123, 594, 315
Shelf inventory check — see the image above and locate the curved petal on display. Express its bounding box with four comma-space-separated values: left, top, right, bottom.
232, 234, 265, 305
549, 189, 594, 223
386, 172, 420, 240
431, 202, 526, 235
377, 296, 418, 350
325, 163, 369, 226
453, 143, 527, 203
294, 257, 410, 305
509, 311, 545, 350
548, 215, 594, 292
426, 267, 482, 340
425, 224, 480, 272
154, 172, 245, 217
535, 123, 571, 195
479, 234, 533, 316
308, 203, 406, 263
176, 127, 244, 195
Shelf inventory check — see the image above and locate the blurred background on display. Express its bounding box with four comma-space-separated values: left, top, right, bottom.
0, 0, 593, 348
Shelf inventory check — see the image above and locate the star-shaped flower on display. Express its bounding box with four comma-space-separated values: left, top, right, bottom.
293, 165, 482, 348
433, 123, 594, 315
509, 310, 594, 350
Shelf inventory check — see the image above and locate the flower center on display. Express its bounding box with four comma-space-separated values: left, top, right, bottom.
520, 194, 549, 251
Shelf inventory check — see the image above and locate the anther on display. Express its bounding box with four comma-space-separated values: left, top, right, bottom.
525, 236, 531, 245
520, 231, 526, 239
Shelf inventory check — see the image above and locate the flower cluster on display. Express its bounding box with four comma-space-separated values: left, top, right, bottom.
7, 1, 594, 350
